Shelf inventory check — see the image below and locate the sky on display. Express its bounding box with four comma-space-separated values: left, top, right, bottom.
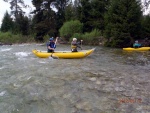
0, 0, 149, 27
0, 0, 34, 26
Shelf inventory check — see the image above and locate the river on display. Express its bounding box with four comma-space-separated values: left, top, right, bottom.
0, 44, 149, 113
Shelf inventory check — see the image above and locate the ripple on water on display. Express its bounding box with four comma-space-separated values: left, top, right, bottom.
0, 48, 12, 52
0, 91, 6, 96
0, 44, 150, 113
0, 66, 5, 70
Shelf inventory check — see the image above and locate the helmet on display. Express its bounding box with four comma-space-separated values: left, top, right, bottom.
73, 38, 77, 41
49, 37, 54, 41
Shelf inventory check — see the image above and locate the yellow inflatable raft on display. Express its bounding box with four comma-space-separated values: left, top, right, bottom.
32, 48, 95, 59
123, 47, 150, 51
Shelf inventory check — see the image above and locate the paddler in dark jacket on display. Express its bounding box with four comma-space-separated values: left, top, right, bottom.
47, 37, 58, 52
71, 38, 82, 52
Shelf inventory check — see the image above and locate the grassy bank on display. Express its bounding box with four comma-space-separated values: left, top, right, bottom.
0, 32, 35, 44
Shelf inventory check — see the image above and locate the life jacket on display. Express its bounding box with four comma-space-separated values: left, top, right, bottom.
71, 45, 77, 49
47, 42, 56, 49
133, 43, 141, 48
71, 41, 77, 49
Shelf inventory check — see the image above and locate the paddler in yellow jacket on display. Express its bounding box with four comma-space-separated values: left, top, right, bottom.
71, 38, 82, 52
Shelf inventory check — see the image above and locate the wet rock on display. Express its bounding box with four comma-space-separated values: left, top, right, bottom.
50, 97, 76, 113
75, 101, 92, 111
96, 81, 101, 85
115, 87, 125, 92
88, 77, 96, 81
63, 93, 71, 99
0, 42, 12, 46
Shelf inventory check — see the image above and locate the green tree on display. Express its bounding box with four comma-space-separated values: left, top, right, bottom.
65, 3, 76, 21
1, 11, 14, 32
15, 13, 30, 35
59, 20, 83, 41
104, 0, 142, 47
32, 0, 57, 41
3, 0, 30, 35
78, 0, 91, 32
4, 0, 26, 19
88, 0, 109, 32
54, 0, 70, 35
76, 0, 109, 33
141, 15, 150, 38
31, 0, 71, 41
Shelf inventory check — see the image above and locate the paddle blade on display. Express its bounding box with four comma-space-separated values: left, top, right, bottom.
51, 54, 59, 59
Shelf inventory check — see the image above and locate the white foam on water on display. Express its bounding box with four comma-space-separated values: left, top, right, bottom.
38, 61, 47, 64
0, 66, 5, 70
15, 52, 30, 57
13, 83, 21, 88
0, 48, 12, 52
49, 57, 53, 60
0, 91, 6, 96
16, 43, 30, 46
27, 76, 32, 80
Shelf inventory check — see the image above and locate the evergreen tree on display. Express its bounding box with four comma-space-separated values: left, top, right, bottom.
32, 0, 56, 41
3, 0, 30, 35
15, 13, 30, 35
104, 0, 142, 47
31, 0, 70, 41
141, 15, 150, 38
65, 3, 75, 21
78, 0, 91, 32
73, 0, 81, 20
1, 11, 14, 32
76, 0, 109, 32
4, 0, 26, 19
55, 0, 70, 35
89, 0, 109, 32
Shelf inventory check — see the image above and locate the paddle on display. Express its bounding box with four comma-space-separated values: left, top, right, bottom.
50, 52, 59, 59
80, 40, 83, 50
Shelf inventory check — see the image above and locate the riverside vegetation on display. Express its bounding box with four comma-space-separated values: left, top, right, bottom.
0, 32, 35, 45
0, 0, 150, 47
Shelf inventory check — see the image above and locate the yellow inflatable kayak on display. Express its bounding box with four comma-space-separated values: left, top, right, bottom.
123, 47, 150, 51
32, 48, 95, 59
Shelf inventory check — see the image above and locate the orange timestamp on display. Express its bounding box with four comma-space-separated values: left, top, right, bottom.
118, 98, 142, 104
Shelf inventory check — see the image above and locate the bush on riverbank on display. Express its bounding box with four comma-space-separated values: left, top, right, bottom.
59, 20, 83, 41
0, 32, 35, 44
59, 20, 103, 45
71, 29, 103, 45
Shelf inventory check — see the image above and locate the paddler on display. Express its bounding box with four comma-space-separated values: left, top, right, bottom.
47, 37, 58, 52
71, 38, 82, 52
133, 40, 141, 48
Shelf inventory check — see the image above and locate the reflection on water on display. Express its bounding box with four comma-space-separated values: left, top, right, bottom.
0, 44, 149, 113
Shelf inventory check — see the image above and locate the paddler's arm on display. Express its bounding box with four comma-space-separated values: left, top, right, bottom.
55, 37, 59, 44
48, 46, 55, 50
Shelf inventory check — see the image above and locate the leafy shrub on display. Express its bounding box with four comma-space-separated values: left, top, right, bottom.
76, 29, 102, 45
59, 20, 83, 41
0, 32, 35, 43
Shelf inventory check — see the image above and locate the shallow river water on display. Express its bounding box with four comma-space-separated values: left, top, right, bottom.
0, 44, 150, 113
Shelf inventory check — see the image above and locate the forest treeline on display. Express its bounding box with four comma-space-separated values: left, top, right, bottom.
0, 0, 150, 47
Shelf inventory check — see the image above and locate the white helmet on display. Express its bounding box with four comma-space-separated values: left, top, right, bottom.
73, 38, 77, 41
